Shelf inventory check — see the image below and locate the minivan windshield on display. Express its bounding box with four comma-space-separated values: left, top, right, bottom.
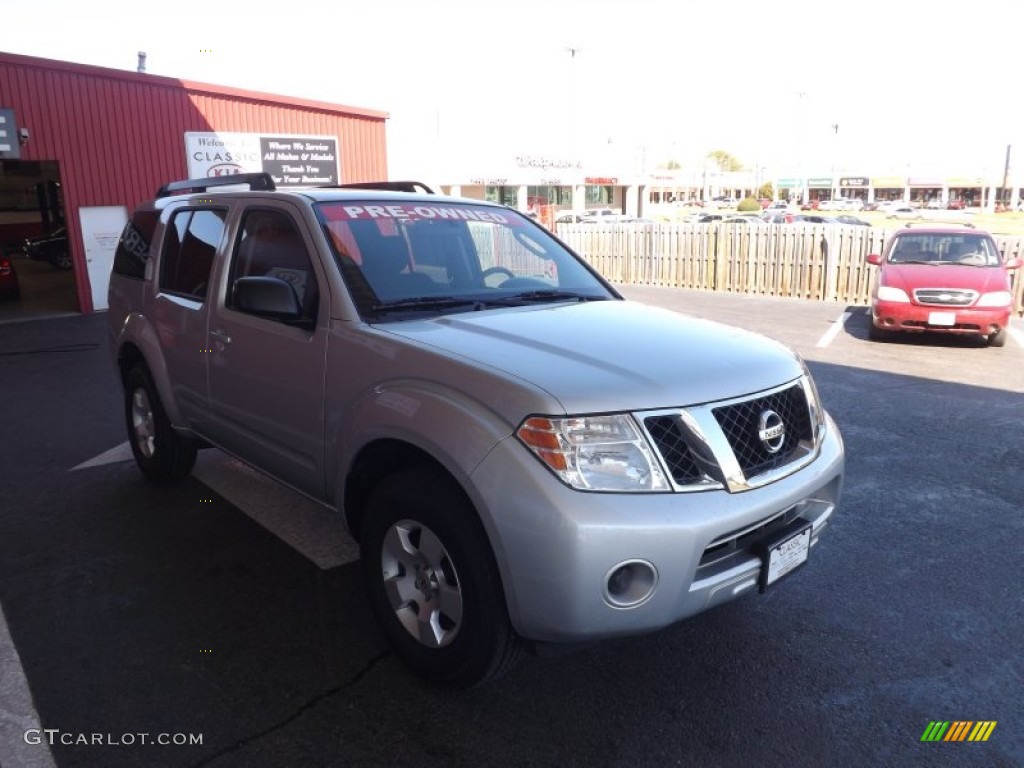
887, 234, 1002, 266
315, 201, 616, 318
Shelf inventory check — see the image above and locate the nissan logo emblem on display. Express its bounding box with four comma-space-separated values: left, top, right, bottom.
758, 409, 786, 454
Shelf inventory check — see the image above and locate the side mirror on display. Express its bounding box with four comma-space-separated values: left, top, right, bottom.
866, 253, 883, 265
1004, 257, 1022, 269
232, 276, 304, 322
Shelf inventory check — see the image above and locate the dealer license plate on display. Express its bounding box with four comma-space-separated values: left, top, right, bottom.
928, 311, 956, 327
760, 524, 811, 591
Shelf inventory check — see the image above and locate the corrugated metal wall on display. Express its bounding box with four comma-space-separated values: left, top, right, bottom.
0, 51, 388, 311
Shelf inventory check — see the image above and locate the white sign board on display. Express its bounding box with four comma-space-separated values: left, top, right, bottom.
79, 205, 128, 311
184, 132, 340, 187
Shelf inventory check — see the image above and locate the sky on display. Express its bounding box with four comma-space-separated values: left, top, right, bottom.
5, 0, 1024, 181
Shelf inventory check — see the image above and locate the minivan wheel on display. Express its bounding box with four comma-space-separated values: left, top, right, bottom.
988, 328, 1007, 347
361, 467, 522, 688
124, 365, 197, 483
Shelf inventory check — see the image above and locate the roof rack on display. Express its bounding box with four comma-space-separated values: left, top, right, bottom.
156, 173, 276, 198
324, 180, 435, 194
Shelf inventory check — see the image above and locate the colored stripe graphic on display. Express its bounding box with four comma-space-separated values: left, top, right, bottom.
968, 722, 997, 742
920, 721, 996, 742
945, 721, 972, 741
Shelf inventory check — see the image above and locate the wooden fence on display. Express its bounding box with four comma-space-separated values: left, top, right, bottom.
557, 223, 1024, 314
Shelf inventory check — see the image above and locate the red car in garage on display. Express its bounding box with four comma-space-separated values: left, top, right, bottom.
866, 227, 1020, 347
0, 250, 21, 300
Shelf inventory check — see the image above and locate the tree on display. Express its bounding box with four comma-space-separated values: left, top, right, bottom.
706, 150, 743, 172
758, 183, 774, 199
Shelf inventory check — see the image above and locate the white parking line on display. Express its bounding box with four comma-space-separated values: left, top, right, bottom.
0, 604, 57, 768
816, 310, 852, 348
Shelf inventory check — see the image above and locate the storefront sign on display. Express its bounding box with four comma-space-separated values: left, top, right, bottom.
585, 177, 618, 185
946, 177, 985, 187
0, 108, 19, 159
775, 178, 802, 188
871, 177, 905, 188
807, 177, 833, 188
514, 154, 581, 170
184, 132, 340, 187
907, 177, 943, 187
839, 177, 868, 188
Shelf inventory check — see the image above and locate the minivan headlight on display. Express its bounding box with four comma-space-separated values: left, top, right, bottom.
876, 286, 910, 302
976, 291, 1012, 307
517, 414, 669, 492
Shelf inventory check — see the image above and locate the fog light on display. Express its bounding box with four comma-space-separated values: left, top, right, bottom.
603, 560, 658, 608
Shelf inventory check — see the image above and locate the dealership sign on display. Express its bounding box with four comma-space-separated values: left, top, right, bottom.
184, 132, 340, 187
0, 108, 19, 159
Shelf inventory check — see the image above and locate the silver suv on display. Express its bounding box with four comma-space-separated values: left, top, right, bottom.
108, 174, 844, 687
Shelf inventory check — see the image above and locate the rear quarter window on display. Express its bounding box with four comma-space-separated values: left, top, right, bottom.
112, 210, 160, 280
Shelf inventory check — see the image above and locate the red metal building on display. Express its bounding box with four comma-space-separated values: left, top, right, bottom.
0, 50, 388, 312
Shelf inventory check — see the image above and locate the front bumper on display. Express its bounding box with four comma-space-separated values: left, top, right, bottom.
872, 300, 1010, 335
469, 413, 844, 643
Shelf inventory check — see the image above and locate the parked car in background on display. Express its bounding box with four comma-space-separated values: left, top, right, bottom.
23, 227, 72, 270
866, 227, 1020, 347
947, 199, 966, 210
554, 211, 585, 224
832, 215, 871, 227
886, 206, 924, 220
0, 250, 21, 300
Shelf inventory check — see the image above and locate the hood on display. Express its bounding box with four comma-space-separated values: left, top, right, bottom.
882, 264, 1010, 296
377, 300, 803, 414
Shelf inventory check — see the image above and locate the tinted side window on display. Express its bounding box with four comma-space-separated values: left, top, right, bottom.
159, 209, 226, 300
229, 209, 319, 321
112, 210, 159, 280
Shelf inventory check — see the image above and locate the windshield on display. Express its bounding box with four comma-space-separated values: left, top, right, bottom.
314, 201, 616, 318
887, 234, 1002, 266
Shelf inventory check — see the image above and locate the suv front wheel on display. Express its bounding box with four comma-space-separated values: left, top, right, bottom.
124, 364, 197, 483
360, 467, 522, 687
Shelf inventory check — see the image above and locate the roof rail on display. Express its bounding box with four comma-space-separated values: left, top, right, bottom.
326, 180, 435, 194
156, 173, 276, 198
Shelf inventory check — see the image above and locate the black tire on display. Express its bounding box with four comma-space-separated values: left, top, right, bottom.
123, 365, 197, 483
51, 252, 73, 270
988, 328, 1007, 347
360, 467, 522, 688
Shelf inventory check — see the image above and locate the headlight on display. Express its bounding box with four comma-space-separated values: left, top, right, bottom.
797, 359, 825, 439
516, 414, 669, 492
876, 286, 910, 302
976, 291, 1012, 307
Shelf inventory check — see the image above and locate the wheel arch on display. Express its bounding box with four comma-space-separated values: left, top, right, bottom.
344, 438, 474, 541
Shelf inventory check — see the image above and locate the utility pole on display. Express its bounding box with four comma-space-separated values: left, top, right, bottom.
1001, 144, 1011, 207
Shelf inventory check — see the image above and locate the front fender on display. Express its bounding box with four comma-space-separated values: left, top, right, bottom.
115, 311, 183, 425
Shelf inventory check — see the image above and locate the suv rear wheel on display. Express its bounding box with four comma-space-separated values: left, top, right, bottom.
124, 365, 197, 483
360, 467, 522, 687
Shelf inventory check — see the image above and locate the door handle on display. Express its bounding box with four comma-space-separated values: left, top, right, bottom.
210, 329, 231, 347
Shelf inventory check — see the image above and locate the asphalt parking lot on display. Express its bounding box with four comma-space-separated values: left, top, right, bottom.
1, 290, 1021, 768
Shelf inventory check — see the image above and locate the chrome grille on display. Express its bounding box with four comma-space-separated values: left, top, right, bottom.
644, 416, 703, 485
711, 385, 813, 479
913, 288, 977, 306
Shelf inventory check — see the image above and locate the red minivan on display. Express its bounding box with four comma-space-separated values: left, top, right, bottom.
866, 227, 1020, 347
